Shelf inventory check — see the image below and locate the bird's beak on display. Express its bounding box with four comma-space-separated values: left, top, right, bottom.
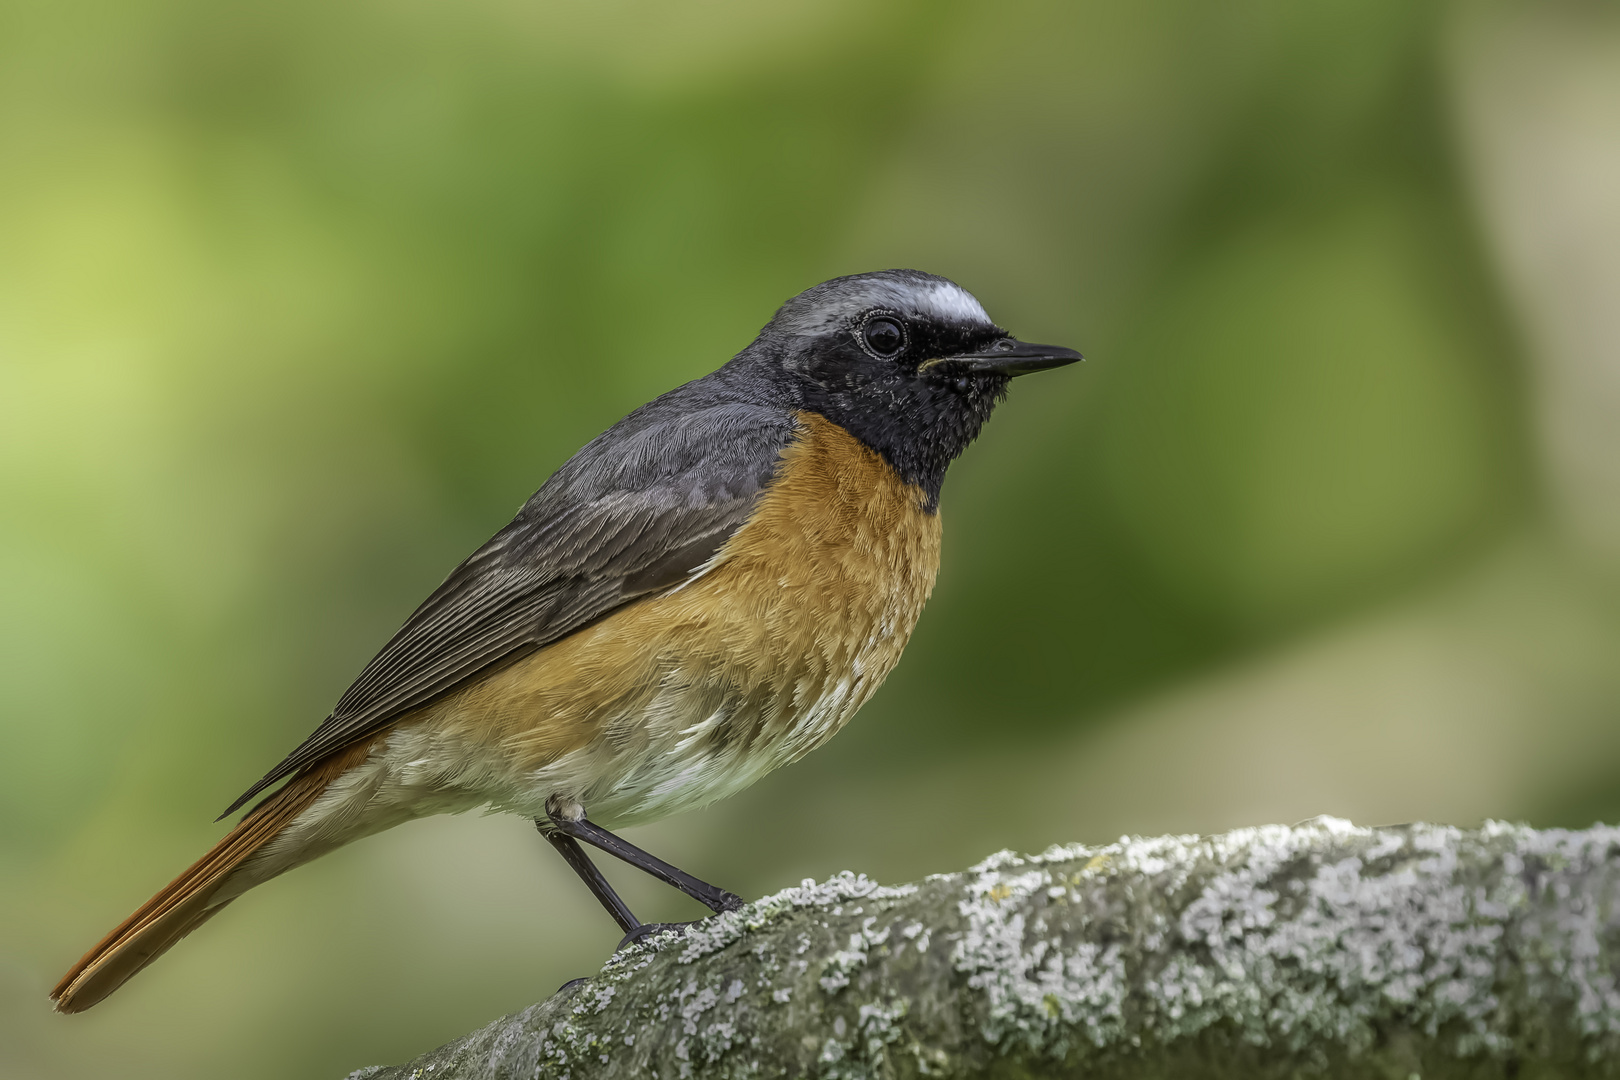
927, 338, 1085, 377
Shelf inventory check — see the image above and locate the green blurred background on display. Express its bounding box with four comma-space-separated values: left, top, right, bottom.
5, 0, 1620, 1076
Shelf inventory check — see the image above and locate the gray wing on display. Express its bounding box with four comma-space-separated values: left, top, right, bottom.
221, 399, 797, 817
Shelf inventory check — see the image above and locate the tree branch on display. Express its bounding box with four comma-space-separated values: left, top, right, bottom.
348, 819, 1620, 1079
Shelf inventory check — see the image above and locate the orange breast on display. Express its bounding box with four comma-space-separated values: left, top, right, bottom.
419, 411, 943, 826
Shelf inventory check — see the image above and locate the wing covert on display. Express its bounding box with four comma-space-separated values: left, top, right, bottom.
220, 401, 797, 818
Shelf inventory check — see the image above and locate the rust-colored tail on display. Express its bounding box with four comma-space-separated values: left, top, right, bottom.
51, 743, 370, 1013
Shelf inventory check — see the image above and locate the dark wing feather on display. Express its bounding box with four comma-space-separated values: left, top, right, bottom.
221, 399, 797, 818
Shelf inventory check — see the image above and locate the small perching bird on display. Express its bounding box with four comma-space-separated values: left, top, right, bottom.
51, 270, 1082, 1012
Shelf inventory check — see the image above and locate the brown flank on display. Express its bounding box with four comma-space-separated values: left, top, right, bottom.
430, 411, 943, 777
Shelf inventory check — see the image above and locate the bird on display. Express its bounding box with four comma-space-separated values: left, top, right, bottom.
50, 269, 1082, 1013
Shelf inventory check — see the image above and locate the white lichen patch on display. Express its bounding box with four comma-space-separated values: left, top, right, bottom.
951, 817, 1620, 1067
602, 871, 919, 968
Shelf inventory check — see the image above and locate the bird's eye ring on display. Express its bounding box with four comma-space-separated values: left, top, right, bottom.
861, 316, 905, 358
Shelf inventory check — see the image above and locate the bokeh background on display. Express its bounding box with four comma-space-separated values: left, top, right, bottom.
4, 0, 1620, 1076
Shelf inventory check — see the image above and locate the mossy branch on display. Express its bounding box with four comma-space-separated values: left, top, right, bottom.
349, 819, 1620, 1079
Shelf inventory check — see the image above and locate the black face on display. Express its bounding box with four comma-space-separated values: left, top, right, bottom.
780, 310, 1035, 508
738, 270, 1082, 507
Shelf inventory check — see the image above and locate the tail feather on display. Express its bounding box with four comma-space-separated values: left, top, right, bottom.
51, 741, 374, 1013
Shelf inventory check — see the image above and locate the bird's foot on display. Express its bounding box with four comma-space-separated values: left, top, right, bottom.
556, 976, 589, 995
616, 921, 701, 950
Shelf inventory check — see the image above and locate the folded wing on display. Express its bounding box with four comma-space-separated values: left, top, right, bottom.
221, 399, 797, 817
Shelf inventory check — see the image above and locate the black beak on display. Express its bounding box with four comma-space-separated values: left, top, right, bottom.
930, 337, 1084, 377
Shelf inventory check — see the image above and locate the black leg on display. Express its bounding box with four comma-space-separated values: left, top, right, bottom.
550, 814, 744, 914
536, 820, 642, 934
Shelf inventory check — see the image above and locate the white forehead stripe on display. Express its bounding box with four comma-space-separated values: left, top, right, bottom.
914, 282, 990, 326
772, 273, 996, 335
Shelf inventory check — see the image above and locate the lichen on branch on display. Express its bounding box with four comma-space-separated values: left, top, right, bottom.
350, 819, 1620, 1079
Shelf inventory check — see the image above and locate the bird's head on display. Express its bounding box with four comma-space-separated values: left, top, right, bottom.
746, 269, 1082, 506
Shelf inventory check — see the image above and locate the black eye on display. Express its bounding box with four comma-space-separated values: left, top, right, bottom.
862, 317, 904, 357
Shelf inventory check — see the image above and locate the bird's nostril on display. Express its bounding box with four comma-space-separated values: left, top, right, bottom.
995, 339, 1015, 351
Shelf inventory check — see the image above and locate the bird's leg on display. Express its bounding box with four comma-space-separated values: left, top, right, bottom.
536, 821, 641, 934
548, 813, 744, 915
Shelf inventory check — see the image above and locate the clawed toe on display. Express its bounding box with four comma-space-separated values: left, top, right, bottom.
616, 921, 697, 950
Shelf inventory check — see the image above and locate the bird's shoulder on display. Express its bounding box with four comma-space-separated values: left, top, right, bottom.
221, 379, 802, 817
